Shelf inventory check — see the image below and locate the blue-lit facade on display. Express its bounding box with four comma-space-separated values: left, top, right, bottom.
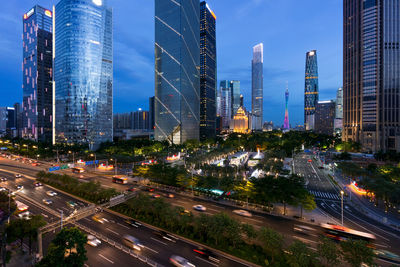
304, 50, 319, 130
54, 0, 113, 149
219, 80, 231, 129
230, 80, 241, 118
252, 43, 263, 130
155, 0, 200, 144
22, 5, 53, 142
200, 1, 217, 141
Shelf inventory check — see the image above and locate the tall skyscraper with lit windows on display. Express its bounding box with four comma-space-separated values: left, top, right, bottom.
200, 1, 217, 141
230, 80, 241, 118
252, 43, 263, 130
304, 50, 319, 130
22, 5, 53, 142
54, 0, 113, 149
343, 0, 400, 152
155, 0, 200, 144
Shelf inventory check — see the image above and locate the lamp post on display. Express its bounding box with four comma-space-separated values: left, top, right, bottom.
340, 190, 344, 226
110, 158, 117, 175
91, 153, 96, 172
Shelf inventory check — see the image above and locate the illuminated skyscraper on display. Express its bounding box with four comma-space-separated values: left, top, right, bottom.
230, 80, 241, 118
54, 0, 113, 149
200, 1, 217, 141
155, 0, 200, 144
343, 0, 400, 152
252, 43, 263, 130
220, 80, 231, 129
284, 86, 289, 130
22, 5, 53, 142
304, 50, 319, 130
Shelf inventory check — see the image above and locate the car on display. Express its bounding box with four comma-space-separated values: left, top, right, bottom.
148, 188, 155, 192
374, 249, 400, 264
34, 182, 43, 187
169, 255, 195, 267
46, 191, 57, 197
193, 205, 206, 212
32, 163, 40, 166
15, 174, 22, 178
233, 209, 252, 217
307, 159, 312, 163
92, 215, 109, 224
67, 201, 78, 208
124, 219, 141, 228
293, 225, 315, 235
193, 247, 220, 263
153, 230, 176, 242
18, 211, 32, 220
167, 193, 175, 198
16, 185, 23, 190
122, 235, 144, 251
126, 187, 137, 192
150, 193, 161, 198
1, 178, 7, 182
42, 199, 53, 205
179, 209, 192, 216
0, 187, 6, 192
87, 235, 101, 247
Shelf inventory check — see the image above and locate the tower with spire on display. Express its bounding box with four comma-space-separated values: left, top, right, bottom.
284, 84, 290, 130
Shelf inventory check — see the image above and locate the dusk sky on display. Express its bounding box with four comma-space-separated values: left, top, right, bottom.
0, 0, 342, 127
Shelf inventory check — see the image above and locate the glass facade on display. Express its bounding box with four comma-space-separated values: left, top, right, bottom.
230, 80, 240, 118
22, 5, 53, 142
252, 43, 263, 130
304, 50, 319, 130
54, 0, 113, 149
219, 80, 231, 129
200, 1, 217, 141
315, 100, 335, 136
155, 0, 200, 144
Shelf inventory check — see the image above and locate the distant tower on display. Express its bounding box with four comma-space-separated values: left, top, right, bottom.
284, 84, 290, 130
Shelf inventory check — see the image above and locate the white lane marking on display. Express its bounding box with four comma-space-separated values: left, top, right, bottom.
117, 223, 130, 229
254, 215, 264, 219
293, 235, 317, 244
83, 218, 91, 222
106, 228, 120, 236
144, 246, 159, 254
207, 208, 220, 212
98, 254, 114, 264
41, 213, 48, 218
244, 218, 263, 224
309, 163, 321, 181
375, 243, 389, 248
211, 204, 224, 209
151, 237, 167, 245
195, 256, 219, 267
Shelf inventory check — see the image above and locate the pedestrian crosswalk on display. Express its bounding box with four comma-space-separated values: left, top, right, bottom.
309, 190, 342, 200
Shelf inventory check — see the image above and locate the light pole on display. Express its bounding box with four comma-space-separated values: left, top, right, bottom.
340, 190, 344, 226
91, 153, 96, 172
110, 158, 117, 175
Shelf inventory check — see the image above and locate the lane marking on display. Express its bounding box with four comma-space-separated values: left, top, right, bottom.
117, 223, 130, 230
144, 246, 159, 254
195, 256, 219, 267
151, 237, 167, 245
41, 213, 48, 218
244, 218, 263, 224
293, 235, 317, 244
207, 208, 220, 212
98, 254, 114, 264
211, 204, 224, 209
106, 228, 120, 236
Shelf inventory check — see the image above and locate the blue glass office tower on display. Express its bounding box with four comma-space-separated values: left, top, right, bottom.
200, 1, 217, 141
155, 0, 200, 144
252, 43, 263, 130
230, 81, 241, 118
54, 0, 113, 149
22, 6, 53, 142
304, 50, 319, 130
219, 80, 231, 129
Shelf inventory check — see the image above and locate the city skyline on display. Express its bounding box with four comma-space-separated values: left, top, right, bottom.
0, 0, 342, 127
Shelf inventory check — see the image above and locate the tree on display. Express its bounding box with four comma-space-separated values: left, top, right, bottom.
285, 241, 319, 267
340, 240, 374, 267
258, 227, 283, 264
317, 237, 341, 267
37, 227, 88, 267
298, 193, 317, 219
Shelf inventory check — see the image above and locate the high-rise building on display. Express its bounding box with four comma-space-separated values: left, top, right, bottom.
0, 108, 7, 134
230, 80, 241, 118
304, 50, 319, 130
284, 86, 290, 130
315, 100, 335, 136
231, 106, 249, 134
149, 97, 155, 130
132, 109, 150, 130
219, 80, 231, 129
22, 5, 53, 142
343, 0, 400, 152
14, 103, 22, 138
199, 1, 217, 141
155, 0, 200, 144
252, 43, 264, 130
54, 0, 113, 149
334, 87, 343, 135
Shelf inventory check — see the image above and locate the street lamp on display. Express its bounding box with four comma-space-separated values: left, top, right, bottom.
90, 153, 97, 172
68, 151, 75, 166
340, 190, 344, 226
110, 158, 117, 175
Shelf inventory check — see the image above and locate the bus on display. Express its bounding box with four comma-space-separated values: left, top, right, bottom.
72, 167, 85, 173
112, 175, 128, 184
15, 200, 29, 212
320, 223, 376, 244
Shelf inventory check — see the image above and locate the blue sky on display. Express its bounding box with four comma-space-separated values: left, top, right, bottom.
0, 0, 342, 127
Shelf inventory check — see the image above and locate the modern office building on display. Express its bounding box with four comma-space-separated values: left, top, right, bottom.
149, 96, 155, 130
284, 87, 290, 130
155, 0, 200, 144
230, 80, 241, 119
252, 43, 264, 130
22, 5, 53, 142
334, 87, 343, 135
199, 1, 217, 141
132, 109, 150, 130
343, 0, 400, 152
219, 80, 232, 129
0, 108, 7, 135
304, 50, 319, 130
54, 0, 113, 149
14, 103, 22, 138
315, 100, 335, 136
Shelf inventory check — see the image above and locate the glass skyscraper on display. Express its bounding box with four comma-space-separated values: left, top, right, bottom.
54, 0, 113, 149
155, 0, 200, 144
22, 5, 53, 142
304, 50, 319, 130
220, 80, 231, 129
230, 80, 241, 118
252, 43, 264, 130
343, 0, 400, 152
200, 1, 217, 141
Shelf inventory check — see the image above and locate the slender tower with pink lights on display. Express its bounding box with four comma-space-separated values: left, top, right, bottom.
284, 85, 290, 130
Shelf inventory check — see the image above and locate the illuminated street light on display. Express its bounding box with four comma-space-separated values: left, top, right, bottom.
340, 190, 344, 226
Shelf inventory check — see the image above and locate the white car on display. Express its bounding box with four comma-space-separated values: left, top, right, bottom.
233, 209, 252, 217
87, 235, 101, 247
42, 199, 53, 205
192, 205, 206, 212
18, 211, 32, 220
46, 191, 57, 197
15, 174, 22, 178
169, 255, 195, 267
